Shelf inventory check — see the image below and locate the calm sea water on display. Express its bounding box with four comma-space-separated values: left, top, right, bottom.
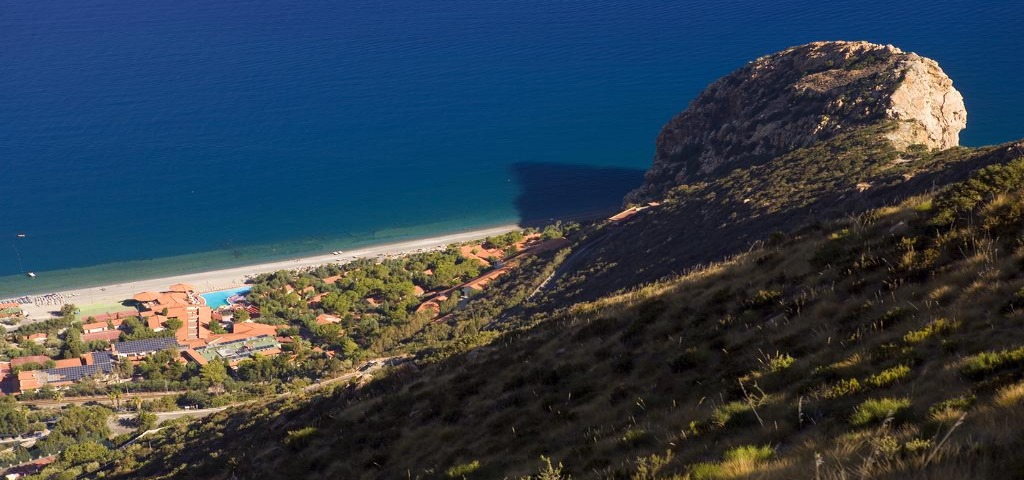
1, 0, 1021, 296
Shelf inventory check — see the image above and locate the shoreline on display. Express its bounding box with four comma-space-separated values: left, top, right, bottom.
14, 224, 521, 321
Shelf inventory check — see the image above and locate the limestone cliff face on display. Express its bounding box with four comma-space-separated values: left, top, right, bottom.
628, 41, 967, 202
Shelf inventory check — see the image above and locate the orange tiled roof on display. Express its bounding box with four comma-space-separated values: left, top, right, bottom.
82, 330, 123, 343
16, 371, 43, 392
323, 275, 342, 284
231, 322, 278, 337
147, 315, 166, 331
182, 348, 208, 366
315, 314, 341, 325
167, 283, 196, 292
53, 358, 85, 368
81, 321, 110, 332
0, 302, 20, 309
416, 301, 441, 314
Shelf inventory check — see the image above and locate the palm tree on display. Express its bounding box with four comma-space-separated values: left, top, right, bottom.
107, 390, 122, 410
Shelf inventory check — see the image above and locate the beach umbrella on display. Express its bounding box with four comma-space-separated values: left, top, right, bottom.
133, 291, 160, 302
168, 283, 196, 292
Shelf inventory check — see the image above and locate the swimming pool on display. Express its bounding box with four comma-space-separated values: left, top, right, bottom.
200, 286, 251, 309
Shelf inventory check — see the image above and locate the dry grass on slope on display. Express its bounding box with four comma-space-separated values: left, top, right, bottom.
103, 160, 1024, 480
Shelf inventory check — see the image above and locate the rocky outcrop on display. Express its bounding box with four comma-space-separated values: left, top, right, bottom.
628, 41, 967, 202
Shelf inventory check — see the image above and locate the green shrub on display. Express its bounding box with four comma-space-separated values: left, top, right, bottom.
850, 397, 912, 426
931, 158, 1024, 225
904, 318, 960, 344
710, 401, 753, 428
723, 444, 774, 463
688, 462, 724, 480
904, 438, 933, 454
283, 426, 318, 450
446, 460, 481, 478
824, 378, 862, 399
961, 346, 1024, 379
928, 395, 976, 417
620, 427, 653, 447
759, 352, 795, 373
866, 365, 911, 388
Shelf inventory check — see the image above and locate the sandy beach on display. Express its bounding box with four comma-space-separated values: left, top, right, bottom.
15, 224, 520, 321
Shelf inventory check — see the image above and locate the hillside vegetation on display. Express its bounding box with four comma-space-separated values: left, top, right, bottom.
89, 150, 1024, 479
540, 124, 1023, 305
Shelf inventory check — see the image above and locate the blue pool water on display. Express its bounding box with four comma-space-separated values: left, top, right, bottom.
0, 0, 1021, 296
201, 287, 252, 309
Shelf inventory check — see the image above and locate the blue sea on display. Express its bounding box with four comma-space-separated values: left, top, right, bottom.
1, 0, 1021, 296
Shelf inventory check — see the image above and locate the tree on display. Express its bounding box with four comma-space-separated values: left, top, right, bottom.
60, 440, 110, 466
107, 390, 122, 410
134, 411, 157, 433
201, 360, 229, 386
206, 319, 225, 334
0, 396, 30, 436
62, 327, 85, 359
59, 304, 78, 318
339, 337, 361, 360
36, 404, 112, 454
163, 317, 183, 332
234, 307, 251, 322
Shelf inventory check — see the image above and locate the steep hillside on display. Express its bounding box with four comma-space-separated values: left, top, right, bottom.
94, 155, 1024, 479
60, 41, 1024, 480
540, 40, 1016, 306
540, 130, 1024, 305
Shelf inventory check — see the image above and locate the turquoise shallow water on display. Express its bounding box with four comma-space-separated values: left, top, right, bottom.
0, 0, 1021, 296
201, 287, 252, 309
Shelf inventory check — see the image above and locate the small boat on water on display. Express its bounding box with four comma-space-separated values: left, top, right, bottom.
16, 234, 26, 238
26, 272, 36, 278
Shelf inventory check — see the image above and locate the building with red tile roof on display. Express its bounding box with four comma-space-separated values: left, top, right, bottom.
53, 358, 85, 369
27, 333, 48, 344
82, 330, 123, 343
182, 348, 208, 366
134, 285, 213, 343
315, 314, 342, 326
0, 302, 23, 318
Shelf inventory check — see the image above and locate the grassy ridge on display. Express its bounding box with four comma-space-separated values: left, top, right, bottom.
89, 143, 1024, 479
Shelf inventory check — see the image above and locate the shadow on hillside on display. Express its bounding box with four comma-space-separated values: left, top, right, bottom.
509, 162, 646, 227
545, 142, 1024, 305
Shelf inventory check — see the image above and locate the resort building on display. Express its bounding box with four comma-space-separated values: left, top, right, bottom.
133, 283, 213, 343
12, 352, 117, 394
0, 302, 23, 319
196, 335, 282, 366
111, 337, 183, 359
81, 330, 123, 344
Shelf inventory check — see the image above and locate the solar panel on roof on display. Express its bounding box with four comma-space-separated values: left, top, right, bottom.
43, 362, 115, 382
114, 337, 181, 354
